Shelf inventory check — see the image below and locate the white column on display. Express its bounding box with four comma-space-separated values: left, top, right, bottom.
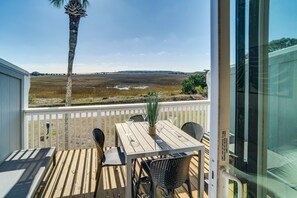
22, 75, 30, 149
209, 0, 230, 197
206, 70, 211, 132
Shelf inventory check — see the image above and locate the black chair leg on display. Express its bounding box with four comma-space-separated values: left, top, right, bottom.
95, 166, 99, 180
132, 159, 137, 181
135, 166, 143, 197
167, 189, 174, 198
94, 166, 102, 198
151, 183, 157, 198
149, 182, 153, 198
185, 178, 193, 198
53, 152, 57, 166
94, 178, 98, 198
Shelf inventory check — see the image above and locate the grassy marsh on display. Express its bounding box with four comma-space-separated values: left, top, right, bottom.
29, 73, 205, 107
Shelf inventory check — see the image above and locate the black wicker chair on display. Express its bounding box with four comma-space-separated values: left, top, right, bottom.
181, 122, 205, 141
166, 122, 205, 195
136, 155, 194, 198
92, 128, 126, 198
129, 114, 146, 122
171, 122, 205, 158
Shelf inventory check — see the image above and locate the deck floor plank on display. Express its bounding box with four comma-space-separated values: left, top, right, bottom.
40, 143, 210, 198
42, 151, 65, 198
74, 149, 86, 195
63, 149, 79, 196
57, 150, 75, 197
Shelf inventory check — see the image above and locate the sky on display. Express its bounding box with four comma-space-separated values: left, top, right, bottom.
0, 0, 210, 74
229, 0, 297, 65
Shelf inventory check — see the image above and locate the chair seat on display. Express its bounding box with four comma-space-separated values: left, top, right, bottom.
103, 147, 126, 166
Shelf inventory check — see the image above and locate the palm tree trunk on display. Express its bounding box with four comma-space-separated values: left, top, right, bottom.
65, 14, 81, 150
66, 15, 80, 106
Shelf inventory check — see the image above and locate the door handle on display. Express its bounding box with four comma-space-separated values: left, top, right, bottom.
221, 168, 243, 198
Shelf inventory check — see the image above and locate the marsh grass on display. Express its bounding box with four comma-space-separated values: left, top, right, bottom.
29, 73, 190, 106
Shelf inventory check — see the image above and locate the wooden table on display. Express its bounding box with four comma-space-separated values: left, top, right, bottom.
115, 120, 205, 198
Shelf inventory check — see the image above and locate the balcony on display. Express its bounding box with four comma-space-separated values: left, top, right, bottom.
24, 100, 211, 197
1, 59, 244, 197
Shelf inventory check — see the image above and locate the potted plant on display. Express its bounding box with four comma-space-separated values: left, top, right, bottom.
145, 92, 160, 136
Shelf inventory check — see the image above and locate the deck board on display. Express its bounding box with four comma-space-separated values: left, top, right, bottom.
39, 139, 210, 198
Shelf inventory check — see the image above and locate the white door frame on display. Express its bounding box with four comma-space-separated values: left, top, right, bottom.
209, 0, 230, 197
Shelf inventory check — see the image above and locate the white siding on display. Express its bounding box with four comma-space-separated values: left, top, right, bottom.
0, 59, 29, 163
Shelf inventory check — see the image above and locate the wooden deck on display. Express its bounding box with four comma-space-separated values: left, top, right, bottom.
38, 138, 210, 198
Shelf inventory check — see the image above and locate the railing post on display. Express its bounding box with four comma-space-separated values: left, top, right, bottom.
23, 115, 29, 149
22, 75, 30, 149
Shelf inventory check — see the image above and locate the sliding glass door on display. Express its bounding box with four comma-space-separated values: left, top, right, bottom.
230, 0, 297, 197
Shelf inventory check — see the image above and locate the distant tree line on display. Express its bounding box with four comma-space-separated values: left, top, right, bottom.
31, 71, 44, 76
268, 37, 297, 53
30, 70, 209, 76
30, 72, 79, 76
116, 70, 210, 75
244, 37, 297, 59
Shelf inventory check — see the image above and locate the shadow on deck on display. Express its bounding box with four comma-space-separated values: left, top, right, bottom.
38, 138, 210, 198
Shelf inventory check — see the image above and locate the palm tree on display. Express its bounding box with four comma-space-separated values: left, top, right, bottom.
49, 0, 88, 106
49, 0, 88, 149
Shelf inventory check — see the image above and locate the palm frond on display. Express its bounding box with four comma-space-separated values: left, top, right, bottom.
49, 0, 66, 8
81, 0, 89, 8
49, 0, 89, 9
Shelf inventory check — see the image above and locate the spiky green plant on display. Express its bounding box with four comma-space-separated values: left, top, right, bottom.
145, 92, 160, 127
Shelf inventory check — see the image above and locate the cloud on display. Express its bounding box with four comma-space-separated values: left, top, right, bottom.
157, 51, 166, 56
128, 36, 154, 44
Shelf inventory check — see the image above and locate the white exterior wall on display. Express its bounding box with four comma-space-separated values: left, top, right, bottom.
0, 59, 30, 163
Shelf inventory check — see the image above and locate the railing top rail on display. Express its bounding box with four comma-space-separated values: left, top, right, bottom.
24, 100, 210, 114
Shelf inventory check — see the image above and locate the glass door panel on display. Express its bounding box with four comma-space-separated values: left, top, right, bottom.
264, 1, 297, 197
229, 0, 297, 197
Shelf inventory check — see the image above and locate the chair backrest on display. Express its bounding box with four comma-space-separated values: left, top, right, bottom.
181, 122, 205, 141
92, 128, 105, 163
149, 155, 193, 190
129, 114, 145, 122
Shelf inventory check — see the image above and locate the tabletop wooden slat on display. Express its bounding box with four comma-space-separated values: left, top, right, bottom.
115, 120, 204, 158
162, 121, 200, 146
115, 124, 136, 154
130, 123, 156, 151
158, 122, 192, 148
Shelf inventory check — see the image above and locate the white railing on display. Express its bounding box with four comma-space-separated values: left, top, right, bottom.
24, 100, 210, 151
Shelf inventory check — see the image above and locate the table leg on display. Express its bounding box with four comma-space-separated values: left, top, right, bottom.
198, 148, 205, 198
126, 157, 132, 198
